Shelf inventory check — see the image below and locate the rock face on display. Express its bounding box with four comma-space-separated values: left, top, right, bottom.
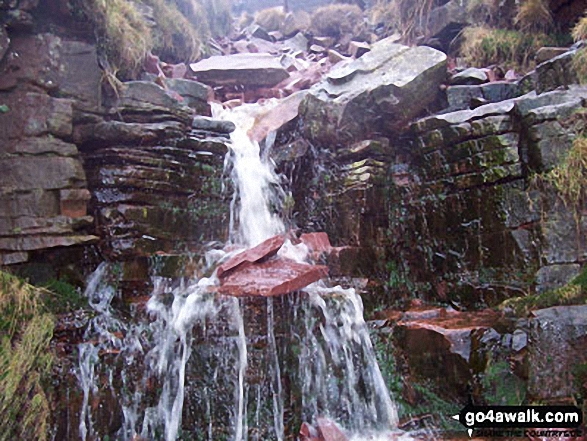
299, 36, 447, 147
388, 87, 587, 304
78, 80, 230, 260
0, 32, 100, 265
527, 305, 587, 401
189, 53, 290, 87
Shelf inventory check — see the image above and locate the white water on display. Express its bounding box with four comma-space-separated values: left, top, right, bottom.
77, 100, 402, 441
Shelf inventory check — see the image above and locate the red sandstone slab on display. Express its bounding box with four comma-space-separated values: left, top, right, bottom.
218, 257, 328, 297
217, 235, 285, 279
299, 232, 332, 253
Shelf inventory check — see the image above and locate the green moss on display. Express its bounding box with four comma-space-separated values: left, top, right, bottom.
499, 266, 587, 316
41, 279, 88, 314
310, 4, 364, 38
481, 360, 526, 405
458, 26, 560, 72
144, 0, 206, 63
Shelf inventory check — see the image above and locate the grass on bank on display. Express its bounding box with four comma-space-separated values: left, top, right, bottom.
0, 271, 55, 441
78, 0, 233, 80
573, 11, 587, 83
458, 25, 558, 71
0, 270, 90, 441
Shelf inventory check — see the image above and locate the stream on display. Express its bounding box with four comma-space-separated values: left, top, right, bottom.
75, 101, 411, 441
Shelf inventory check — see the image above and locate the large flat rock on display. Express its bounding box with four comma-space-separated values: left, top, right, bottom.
189, 53, 290, 87
218, 257, 328, 297
300, 36, 447, 147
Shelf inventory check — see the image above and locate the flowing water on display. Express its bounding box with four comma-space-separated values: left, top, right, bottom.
76, 101, 407, 441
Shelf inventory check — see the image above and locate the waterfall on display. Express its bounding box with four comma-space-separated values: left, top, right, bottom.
76, 100, 403, 441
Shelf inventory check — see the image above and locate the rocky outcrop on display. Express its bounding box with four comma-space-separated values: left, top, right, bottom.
299, 36, 447, 147
386, 87, 587, 305
0, 31, 100, 266
77, 80, 230, 260
373, 302, 587, 408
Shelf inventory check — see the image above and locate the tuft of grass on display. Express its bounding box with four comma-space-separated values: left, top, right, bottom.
200, 0, 234, 37
85, 0, 154, 79
458, 25, 557, 71
515, 0, 552, 33
498, 266, 587, 316
369, 0, 400, 37
542, 135, 587, 208
573, 47, 587, 84
254, 6, 287, 32
572, 13, 587, 83
572, 12, 587, 41
310, 4, 364, 39
145, 0, 205, 62
0, 271, 55, 441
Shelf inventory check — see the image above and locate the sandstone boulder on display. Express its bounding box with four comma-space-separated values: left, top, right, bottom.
189, 53, 290, 88
300, 36, 447, 147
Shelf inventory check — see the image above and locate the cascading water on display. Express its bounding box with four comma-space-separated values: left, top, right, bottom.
76, 100, 407, 441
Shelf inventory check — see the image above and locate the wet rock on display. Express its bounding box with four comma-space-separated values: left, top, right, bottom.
75, 120, 185, 147
161, 62, 187, 79
300, 36, 447, 147
218, 257, 329, 296
527, 305, 587, 402
424, 0, 469, 50
316, 417, 349, 441
5, 136, 78, 156
535, 264, 582, 294
309, 44, 326, 54
348, 40, 370, 58
0, 156, 85, 191
312, 36, 334, 48
536, 49, 578, 94
535, 46, 571, 64
299, 232, 332, 253
327, 49, 348, 64
192, 116, 236, 134
217, 235, 285, 279
59, 189, 91, 218
0, 92, 73, 141
164, 78, 212, 115
247, 90, 308, 142
189, 53, 290, 88
250, 24, 273, 42
394, 308, 502, 400
450, 67, 488, 85
283, 32, 309, 53
115, 81, 193, 124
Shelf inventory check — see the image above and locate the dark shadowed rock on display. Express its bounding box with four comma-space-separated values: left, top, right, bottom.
218, 257, 328, 296
189, 53, 290, 87
217, 235, 285, 279
192, 116, 236, 134
300, 36, 447, 147
0, 25, 9, 62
